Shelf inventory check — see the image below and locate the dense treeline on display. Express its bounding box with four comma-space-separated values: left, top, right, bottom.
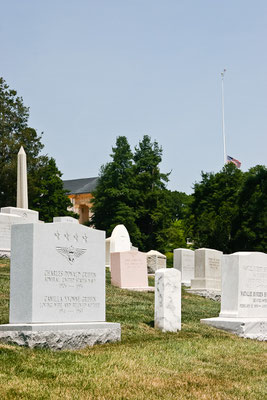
91, 136, 266, 254
0, 77, 75, 221
189, 163, 267, 253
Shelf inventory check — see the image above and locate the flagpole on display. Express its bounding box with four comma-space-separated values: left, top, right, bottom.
221, 69, 227, 165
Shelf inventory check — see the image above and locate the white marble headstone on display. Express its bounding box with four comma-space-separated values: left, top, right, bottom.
191, 248, 222, 292
220, 252, 267, 318
10, 222, 105, 323
0, 208, 39, 256
201, 252, 267, 340
1, 206, 39, 222
110, 224, 131, 253
155, 268, 181, 332
173, 248, 194, 286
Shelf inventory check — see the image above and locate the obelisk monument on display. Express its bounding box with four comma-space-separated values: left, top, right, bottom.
16, 146, 28, 209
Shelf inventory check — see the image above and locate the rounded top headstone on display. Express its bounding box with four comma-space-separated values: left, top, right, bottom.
110, 224, 131, 252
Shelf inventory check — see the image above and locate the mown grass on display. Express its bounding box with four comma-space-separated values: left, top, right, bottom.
0, 260, 266, 399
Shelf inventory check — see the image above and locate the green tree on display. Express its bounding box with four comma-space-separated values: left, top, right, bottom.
31, 157, 75, 222
232, 165, 267, 252
133, 135, 170, 251
156, 190, 192, 253
0, 77, 73, 220
189, 163, 244, 253
90, 136, 141, 245
0, 78, 44, 206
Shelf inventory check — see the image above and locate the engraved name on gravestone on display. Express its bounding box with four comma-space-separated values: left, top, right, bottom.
220, 252, 267, 319
10, 223, 105, 323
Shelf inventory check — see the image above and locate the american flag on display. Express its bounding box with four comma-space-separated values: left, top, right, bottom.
227, 155, 241, 168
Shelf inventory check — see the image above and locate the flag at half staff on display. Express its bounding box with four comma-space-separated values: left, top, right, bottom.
227, 155, 241, 168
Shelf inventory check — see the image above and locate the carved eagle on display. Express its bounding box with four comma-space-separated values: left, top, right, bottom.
56, 245, 86, 264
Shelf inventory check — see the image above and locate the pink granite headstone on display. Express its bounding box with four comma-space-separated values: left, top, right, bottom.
110, 251, 148, 289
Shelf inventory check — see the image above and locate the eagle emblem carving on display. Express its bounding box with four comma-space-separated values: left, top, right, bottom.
56, 245, 87, 264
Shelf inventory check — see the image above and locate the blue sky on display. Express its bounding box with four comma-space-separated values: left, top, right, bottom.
1, 1, 266, 193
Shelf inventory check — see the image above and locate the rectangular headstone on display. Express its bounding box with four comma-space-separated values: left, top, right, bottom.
155, 268, 181, 332
147, 250, 166, 274
173, 248, 194, 286
1, 207, 39, 222
220, 252, 267, 318
110, 251, 148, 289
201, 252, 267, 341
191, 248, 222, 291
10, 223, 105, 323
0, 211, 39, 256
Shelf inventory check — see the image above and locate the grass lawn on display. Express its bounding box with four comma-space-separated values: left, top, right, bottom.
0, 260, 266, 399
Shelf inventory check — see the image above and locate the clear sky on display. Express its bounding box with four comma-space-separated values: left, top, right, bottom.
1, 1, 266, 193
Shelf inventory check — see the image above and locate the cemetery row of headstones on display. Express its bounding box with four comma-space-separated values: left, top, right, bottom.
0, 148, 265, 348
107, 230, 266, 340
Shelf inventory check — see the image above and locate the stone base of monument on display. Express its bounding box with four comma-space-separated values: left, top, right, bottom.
0, 248, 10, 258
201, 317, 267, 341
121, 286, 155, 292
0, 322, 121, 350
186, 289, 221, 302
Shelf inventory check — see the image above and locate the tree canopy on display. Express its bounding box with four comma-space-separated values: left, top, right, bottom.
188, 163, 267, 253
0, 77, 75, 221
91, 135, 190, 252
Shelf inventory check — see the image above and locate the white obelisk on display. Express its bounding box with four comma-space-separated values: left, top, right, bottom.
17, 146, 28, 209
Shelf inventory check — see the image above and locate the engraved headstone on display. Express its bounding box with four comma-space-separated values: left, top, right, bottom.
173, 248, 195, 286
201, 252, 267, 340
110, 250, 152, 291
0, 222, 121, 349
147, 250, 166, 274
155, 268, 181, 332
190, 248, 222, 295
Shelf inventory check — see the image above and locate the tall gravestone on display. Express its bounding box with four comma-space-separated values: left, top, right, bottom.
173, 248, 195, 286
0, 222, 121, 349
189, 248, 222, 298
201, 252, 267, 340
155, 268, 181, 332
